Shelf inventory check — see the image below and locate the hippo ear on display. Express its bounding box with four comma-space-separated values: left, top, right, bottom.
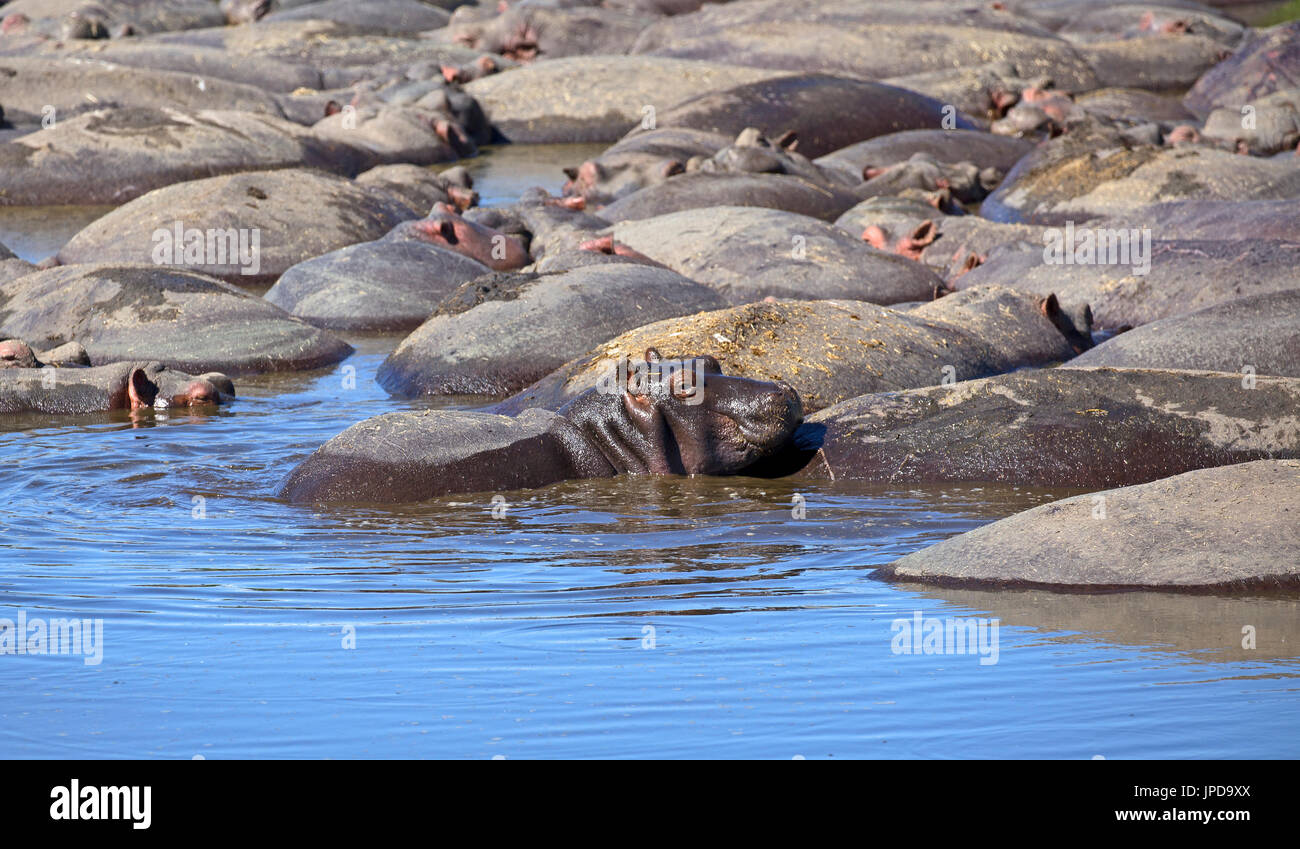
127, 368, 156, 410
644, 347, 662, 364
910, 220, 938, 246
697, 355, 723, 375
1039, 292, 1061, 320
562, 166, 579, 181
438, 220, 458, 244
774, 130, 798, 150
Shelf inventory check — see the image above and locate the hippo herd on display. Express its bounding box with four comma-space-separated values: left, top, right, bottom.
1, 0, 1298, 589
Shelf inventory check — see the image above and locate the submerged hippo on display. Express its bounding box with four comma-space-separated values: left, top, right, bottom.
280, 351, 803, 503
0, 360, 234, 415
388, 203, 531, 271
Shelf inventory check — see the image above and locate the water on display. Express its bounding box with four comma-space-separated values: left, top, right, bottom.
1, 146, 1297, 759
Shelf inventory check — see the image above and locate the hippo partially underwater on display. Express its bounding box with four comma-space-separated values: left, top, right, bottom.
280, 350, 802, 503
0, 339, 235, 415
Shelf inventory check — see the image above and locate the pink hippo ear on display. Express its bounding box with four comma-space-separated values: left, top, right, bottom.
1039, 292, 1061, 320
127, 368, 157, 410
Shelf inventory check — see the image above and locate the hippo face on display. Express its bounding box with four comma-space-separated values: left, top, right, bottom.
567, 349, 803, 476
0, 340, 39, 369
405, 205, 530, 271
127, 367, 232, 411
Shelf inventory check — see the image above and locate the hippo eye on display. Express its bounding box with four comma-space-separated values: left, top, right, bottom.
669, 367, 703, 401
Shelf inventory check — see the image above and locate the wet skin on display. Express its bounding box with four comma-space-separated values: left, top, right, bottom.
395, 203, 531, 271
556, 350, 804, 476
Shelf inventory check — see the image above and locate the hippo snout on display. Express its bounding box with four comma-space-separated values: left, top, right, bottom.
738, 381, 803, 450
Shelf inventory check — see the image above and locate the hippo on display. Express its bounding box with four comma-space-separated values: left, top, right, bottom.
814, 130, 1033, 185
631, 0, 1091, 83
0, 107, 373, 207
562, 128, 741, 206
605, 206, 945, 305
262, 0, 451, 32
879, 461, 1300, 590
444, 5, 654, 60
355, 164, 478, 214
1069, 290, 1300, 378
464, 56, 783, 144
461, 188, 611, 260
42, 39, 326, 92
263, 238, 491, 333
689, 128, 846, 185
311, 104, 473, 165
1, 338, 90, 369
1091, 199, 1300, 244
158, 19, 494, 93
376, 264, 728, 397
0, 359, 234, 415
954, 238, 1300, 330
0, 264, 352, 376
787, 367, 1300, 488
1055, 4, 1244, 46
837, 197, 1048, 280
279, 351, 804, 504
598, 171, 864, 223
1184, 20, 1300, 119
0, 0, 225, 38
493, 285, 1089, 415
55, 168, 427, 286
854, 153, 1004, 209
1076, 34, 1230, 92
881, 55, 1099, 123
980, 124, 1300, 224
387, 203, 532, 271
1073, 88, 1198, 124
650, 75, 980, 158
1202, 89, 1300, 155
0, 56, 283, 128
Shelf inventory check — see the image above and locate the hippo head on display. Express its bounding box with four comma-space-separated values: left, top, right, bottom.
564, 349, 803, 476
126, 366, 235, 411
1040, 294, 1094, 354
0, 339, 39, 369
405, 204, 530, 271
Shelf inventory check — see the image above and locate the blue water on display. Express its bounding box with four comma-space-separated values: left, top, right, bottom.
1, 147, 1297, 759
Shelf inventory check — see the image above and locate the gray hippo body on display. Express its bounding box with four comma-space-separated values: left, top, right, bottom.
0, 264, 352, 375
607, 206, 945, 305
789, 367, 1300, 489
0, 354, 233, 415
599, 172, 863, 223
494, 285, 1090, 415
281, 352, 803, 503
1184, 20, 1300, 118
879, 460, 1300, 589
980, 125, 1300, 225
377, 264, 728, 397
463, 56, 783, 144
1069, 290, 1300, 378
650, 74, 979, 158
55, 168, 426, 286
953, 238, 1300, 330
